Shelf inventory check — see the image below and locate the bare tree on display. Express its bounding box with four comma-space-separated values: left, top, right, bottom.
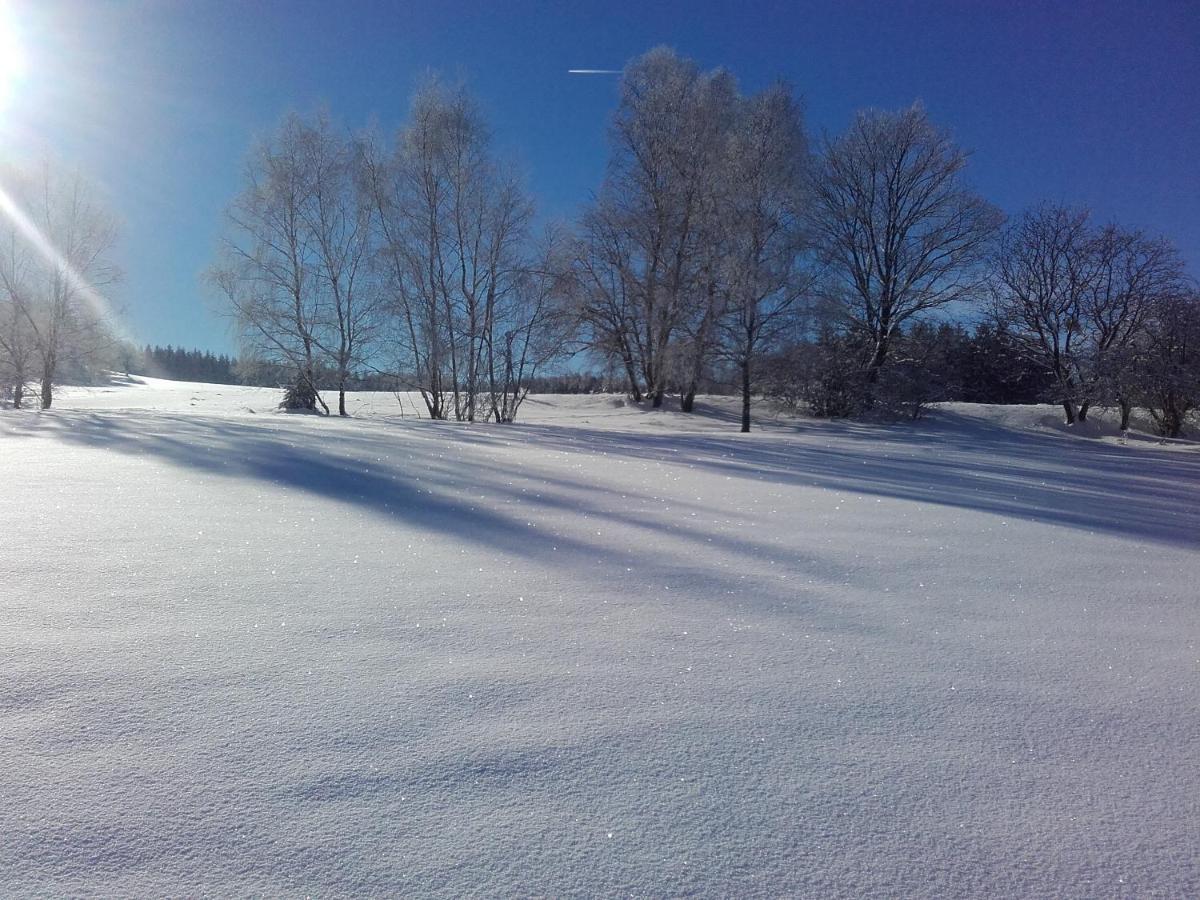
572, 202, 648, 402
809, 104, 1001, 392
360, 115, 451, 418
990, 205, 1093, 423
211, 114, 330, 413
297, 115, 382, 415
0, 162, 120, 409
484, 229, 574, 422
363, 78, 537, 421
1134, 287, 1200, 438
0, 223, 37, 407
1077, 225, 1188, 427
992, 206, 1189, 426
715, 83, 811, 432
577, 48, 737, 407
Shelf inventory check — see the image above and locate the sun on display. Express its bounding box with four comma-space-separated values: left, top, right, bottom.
0, 6, 28, 115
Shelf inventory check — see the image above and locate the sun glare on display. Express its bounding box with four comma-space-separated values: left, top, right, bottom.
0, 6, 28, 114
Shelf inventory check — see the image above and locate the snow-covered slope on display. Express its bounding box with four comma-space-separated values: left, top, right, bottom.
2, 380, 1198, 896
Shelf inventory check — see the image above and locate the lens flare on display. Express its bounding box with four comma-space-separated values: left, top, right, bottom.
0, 180, 130, 344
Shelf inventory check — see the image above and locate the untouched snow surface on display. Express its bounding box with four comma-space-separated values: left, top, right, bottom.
2, 378, 1199, 897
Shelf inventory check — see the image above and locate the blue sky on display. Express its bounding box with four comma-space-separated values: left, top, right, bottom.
3, 0, 1197, 354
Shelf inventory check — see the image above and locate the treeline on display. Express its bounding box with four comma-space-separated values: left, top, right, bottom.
125, 345, 239, 384
6, 47, 1198, 436
205, 47, 1197, 435
763, 322, 1053, 416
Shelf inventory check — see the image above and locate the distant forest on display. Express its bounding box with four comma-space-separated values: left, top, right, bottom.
123, 319, 1055, 408
119, 345, 237, 384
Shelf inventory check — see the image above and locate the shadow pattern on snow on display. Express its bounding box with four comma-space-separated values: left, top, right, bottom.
7, 404, 1199, 553
441, 408, 1200, 551
3, 411, 605, 562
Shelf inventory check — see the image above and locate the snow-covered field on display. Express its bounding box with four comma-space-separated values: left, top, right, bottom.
2, 377, 1198, 897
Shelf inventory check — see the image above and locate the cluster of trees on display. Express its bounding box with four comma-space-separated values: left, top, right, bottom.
991, 206, 1196, 435
571, 50, 812, 432
211, 86, 571, 422
6, 47, 1197, 437
123, 344, 240, 384
762, 321, 1055, 417
567, 51, 1199, 435
205, 49, 1199, 435
0, 163, 120, 409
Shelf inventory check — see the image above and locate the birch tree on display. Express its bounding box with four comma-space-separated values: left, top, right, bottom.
363, 78, 538, 421
297, 115, 381, 416
0, 220, 37, 407
577, 47, 737, 407
715, 83, 811, 432
0, 163, 119, 409
212, 114, 328, 412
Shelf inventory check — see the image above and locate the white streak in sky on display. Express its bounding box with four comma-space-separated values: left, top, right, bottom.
568, 69, 620, 75
0, 182, 130, 343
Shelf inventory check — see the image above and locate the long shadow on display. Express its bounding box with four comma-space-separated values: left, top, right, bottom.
7, 412, 835, 590
7, 411, 606, 563
10, 405, 1198, 561
440, 410, 1200, 550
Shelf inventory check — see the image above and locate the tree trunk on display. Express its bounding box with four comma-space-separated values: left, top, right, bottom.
1164, 397, 1184, 438
1077, 400, 1090, 422
680, 390, 696, 413
740, 359, 751, 434
40, 372, 53, 410
1062, 399, 1077, 424
619, 346, 642, 403
304, 367, 329, 416
865, 336, 890, 385
651, 389, 664, 408
12, 383, 23, 409
338, 388, 347, 417
1118, 398, 1132, 432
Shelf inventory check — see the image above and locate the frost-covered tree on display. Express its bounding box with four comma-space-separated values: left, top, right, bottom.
992, 205, 1189, 426
715, 83, 811, 432
0, 226, 37, 407
575, 48, 737, 407
0, 162, 120, 409
1076, 225, 1188, 428
1132, 288, 1200, 438
483, 229, 575, 422
990, 205, 1094, 423
299, 115, 382, 416
212, 114, 329, 412
809, 104, 1001, 392
212, 112, 384, 415
362, 78, 563, 422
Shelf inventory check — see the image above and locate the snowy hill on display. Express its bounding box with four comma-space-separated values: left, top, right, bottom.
2, 379, 1198, 896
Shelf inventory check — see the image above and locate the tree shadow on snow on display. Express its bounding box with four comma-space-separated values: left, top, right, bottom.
5, 412, 605, 563
444, 409, 1200, 551
8, 405, 1199, 559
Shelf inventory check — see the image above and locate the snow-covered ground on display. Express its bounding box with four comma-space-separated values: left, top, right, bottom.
2, 377, 1198, 897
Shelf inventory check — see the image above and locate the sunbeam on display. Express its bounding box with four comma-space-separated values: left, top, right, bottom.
0, 178, 130, 345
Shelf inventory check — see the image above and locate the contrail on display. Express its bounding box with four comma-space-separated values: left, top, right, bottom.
568, 69, 620, 75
